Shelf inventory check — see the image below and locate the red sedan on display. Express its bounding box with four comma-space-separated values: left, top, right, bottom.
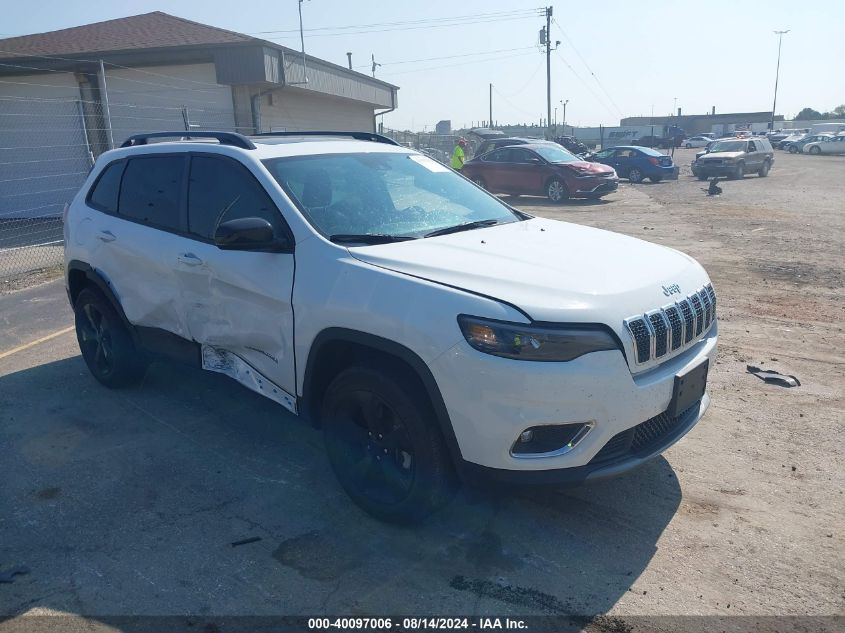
461, 143, 618, 202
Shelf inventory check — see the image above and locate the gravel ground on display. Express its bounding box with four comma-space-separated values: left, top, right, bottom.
0, 149, 842, 629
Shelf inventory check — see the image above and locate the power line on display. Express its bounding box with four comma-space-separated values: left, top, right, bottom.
354, 46, 537, 69
249, 9, 540, 35
381, 51, 538, 78
260, 14, 541, 39
492, 86, 540, 119
553, 49, 617, 119
551, 19, 623, 117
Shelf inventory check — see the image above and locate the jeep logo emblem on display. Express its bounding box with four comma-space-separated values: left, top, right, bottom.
662, 284, 681, 297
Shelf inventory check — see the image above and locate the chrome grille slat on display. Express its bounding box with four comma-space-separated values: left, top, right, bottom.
689, 294, 704, 336
624, 284, 716, 366
664, 305, 683, 351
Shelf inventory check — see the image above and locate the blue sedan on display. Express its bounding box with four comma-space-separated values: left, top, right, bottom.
591, 146, 678, 183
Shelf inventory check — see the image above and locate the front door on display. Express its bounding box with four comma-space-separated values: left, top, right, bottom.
504, 148, 545, 195
174, 154, 297, 403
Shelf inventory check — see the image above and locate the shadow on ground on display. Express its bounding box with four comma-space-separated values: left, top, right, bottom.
0, 356, 682, 621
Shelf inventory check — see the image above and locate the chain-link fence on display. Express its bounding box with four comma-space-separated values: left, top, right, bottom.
0, 93, 243, 290
381, 128, 461, 165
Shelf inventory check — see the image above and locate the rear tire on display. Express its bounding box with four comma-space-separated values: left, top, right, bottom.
685, 143, 692, 149
788, 145, 798, 154
628, 168, 644, 183
74, 287, 147, 388
321, 365, 456, 524
546, 178, 569, 203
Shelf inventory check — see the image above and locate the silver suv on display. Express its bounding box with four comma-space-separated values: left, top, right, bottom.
691, 137, 774, 180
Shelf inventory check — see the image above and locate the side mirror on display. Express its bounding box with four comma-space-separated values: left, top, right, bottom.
214, 217, 290, 252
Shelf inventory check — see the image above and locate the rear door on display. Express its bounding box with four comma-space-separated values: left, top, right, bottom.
612, 148, 637, 177
86, 155, 191, 338
174, 153, 297, 399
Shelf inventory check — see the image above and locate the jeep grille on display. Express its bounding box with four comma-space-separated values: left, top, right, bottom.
624, 284, 716, 366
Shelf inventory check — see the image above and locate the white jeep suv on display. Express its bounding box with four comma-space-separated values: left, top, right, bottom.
64, 131, 717, 523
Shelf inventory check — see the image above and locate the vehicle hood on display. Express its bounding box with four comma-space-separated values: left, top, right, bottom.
348, 217, 709, 323
556, 160, 615, 174
698, 151, 743, 160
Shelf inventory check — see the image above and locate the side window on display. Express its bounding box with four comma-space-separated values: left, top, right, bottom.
88, 161, 125, 213
483, 149, 508, 163
508, 149, 534, 164
118, 156, 185, 230
187, 155, 284, 240
748, 141, 757, 152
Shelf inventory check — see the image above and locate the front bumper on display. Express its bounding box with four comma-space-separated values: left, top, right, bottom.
572, 177, 619, 196
429, 324, 717, 476
692, 161, 738, 176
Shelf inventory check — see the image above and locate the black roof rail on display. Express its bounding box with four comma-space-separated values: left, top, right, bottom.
120, 131, 256, 150
251, 131, 400, 146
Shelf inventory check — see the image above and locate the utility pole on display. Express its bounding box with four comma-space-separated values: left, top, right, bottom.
545, 6, 553, 138
771, 30, 789, 130
489, 83, 493, 129
346, 52, 352, 70
371, 53, 381, 77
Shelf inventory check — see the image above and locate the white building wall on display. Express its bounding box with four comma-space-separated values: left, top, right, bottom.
259, 88, 375, 133
0, 73, 90, 219
104, 63, 237, 144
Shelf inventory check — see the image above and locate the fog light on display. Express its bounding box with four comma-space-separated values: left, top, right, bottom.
511, 422, 594, 457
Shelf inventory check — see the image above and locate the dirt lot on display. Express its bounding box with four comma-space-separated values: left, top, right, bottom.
0, 149, 842, 628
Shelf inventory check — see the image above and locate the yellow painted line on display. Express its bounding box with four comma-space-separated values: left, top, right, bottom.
0, 325, 75, 360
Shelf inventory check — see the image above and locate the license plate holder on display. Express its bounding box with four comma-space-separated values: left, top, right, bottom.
668, 359, 708, 418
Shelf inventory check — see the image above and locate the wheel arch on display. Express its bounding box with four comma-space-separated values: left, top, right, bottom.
67, 260, 136, 340
301, 328, 463, 467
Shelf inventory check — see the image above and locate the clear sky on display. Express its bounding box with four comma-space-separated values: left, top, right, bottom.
2, 0, 843, 130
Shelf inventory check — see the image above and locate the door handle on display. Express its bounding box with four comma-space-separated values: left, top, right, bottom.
96, 230, 116, 242
177, 253, 203, 266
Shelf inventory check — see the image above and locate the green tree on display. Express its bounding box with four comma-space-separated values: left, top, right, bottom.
832, 104, 845, 118
795, 107, 823, 120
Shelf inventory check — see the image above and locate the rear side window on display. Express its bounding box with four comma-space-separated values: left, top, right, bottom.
88, 162, 125, 213
187, 155, 284, 240
118, 156, 185, 230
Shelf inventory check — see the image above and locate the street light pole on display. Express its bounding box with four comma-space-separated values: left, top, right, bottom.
560, 99, 568, 135
771, 30, 789, 130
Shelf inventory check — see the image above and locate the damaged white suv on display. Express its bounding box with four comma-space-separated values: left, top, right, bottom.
65, 131, 717, 523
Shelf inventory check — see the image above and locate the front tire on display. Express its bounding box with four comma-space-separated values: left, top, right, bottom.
758, 160, 771, 177
788, 145, 798, 154
808, 146, 821, 155
729, 163, 744, 180
649, 176, 663, 183
628, 168, 644, 183
74, 287, 147, 388
546, 178, 569, 203
685, 143, 692, 149
321, 365, 456, 524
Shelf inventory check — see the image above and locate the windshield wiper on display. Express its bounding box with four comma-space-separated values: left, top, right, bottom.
329, 233, 417, 245
423, 219, 502, 238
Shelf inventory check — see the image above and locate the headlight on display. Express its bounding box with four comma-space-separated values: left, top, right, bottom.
457, 315, 619, 362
